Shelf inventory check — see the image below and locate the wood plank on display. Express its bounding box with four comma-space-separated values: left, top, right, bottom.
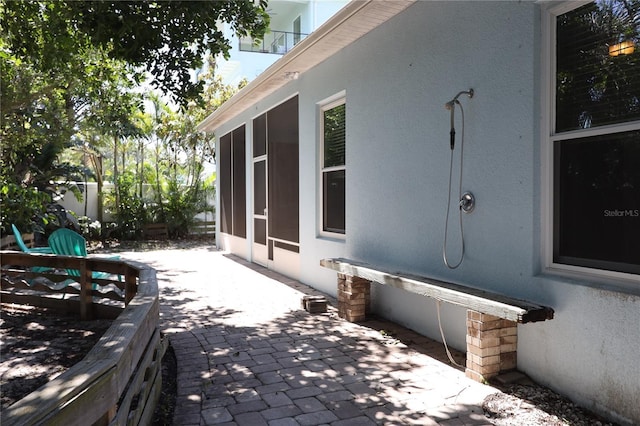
143, 223, 169, 239
137, 367, 164, 426
1, 360, 117, 425
320, 258, 554, 324
189, 220, 216, 235
111, 329, 164, 425
1, 252, 161, 426
1, 235, 18, 250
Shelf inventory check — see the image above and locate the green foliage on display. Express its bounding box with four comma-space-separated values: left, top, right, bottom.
1, 0, 269, 106
1, 1, 267, 237
0, 181, 53, 235
556, 0, 639, 131
110, 172, 148, 239
1, 42, 76, 186
77, 216, 102, 240
162, 179, 207, 239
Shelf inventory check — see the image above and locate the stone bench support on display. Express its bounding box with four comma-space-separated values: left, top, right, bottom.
337, 273, 370, 322
465, 311, 518, 381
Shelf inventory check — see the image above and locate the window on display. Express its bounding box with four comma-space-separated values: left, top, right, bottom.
293, 16, 301, 45
545, 1, 640, 277
320, 96, 346, 235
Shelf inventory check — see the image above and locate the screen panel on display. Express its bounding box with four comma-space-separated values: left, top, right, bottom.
219, 133, 232, 234
232, 126, 246, 238
267, 97, 299, 244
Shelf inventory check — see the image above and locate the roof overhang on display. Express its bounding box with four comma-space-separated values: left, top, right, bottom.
198, 0, 416, 132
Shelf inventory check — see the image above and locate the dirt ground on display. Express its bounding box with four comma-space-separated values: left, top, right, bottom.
0, 304, 112, 409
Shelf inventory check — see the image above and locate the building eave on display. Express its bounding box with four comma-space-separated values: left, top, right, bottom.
197, 0, 416, 132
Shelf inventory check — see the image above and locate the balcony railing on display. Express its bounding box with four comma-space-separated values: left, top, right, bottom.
239, 30, 308, 55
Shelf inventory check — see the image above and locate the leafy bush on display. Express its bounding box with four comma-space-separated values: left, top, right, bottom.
162, 180, 207, 238
77, 216, 102, 240
110, 172, 149, 239
0, 181, 54, 236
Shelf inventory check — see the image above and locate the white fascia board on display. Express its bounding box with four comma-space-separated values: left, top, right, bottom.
197, 0, 415, 133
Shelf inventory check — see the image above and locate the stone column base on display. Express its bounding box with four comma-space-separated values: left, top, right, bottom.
465, 310, 517, 382
337, 274, 371, 322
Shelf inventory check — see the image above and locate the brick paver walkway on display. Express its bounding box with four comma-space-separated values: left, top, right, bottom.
120, 246, 498, 425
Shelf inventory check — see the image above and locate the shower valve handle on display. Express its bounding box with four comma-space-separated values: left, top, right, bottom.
460, 192, 475, 213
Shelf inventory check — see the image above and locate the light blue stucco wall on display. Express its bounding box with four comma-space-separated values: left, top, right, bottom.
213, 2, 640, 424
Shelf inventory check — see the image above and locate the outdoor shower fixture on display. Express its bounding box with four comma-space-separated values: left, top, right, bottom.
443, 88, 474, 269
444, 89, 474, 150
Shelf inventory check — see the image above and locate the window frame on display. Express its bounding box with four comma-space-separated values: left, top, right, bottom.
318, 92, 347, 239
541, 1, 640, 284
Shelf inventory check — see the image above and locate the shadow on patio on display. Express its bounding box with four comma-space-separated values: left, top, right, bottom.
120, 246, 492, 425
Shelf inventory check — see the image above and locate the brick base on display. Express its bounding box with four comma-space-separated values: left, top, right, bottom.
337, 274, 370, 322
465, 310, 517, 382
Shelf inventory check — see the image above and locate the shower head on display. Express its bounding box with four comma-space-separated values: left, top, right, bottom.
445, 88, 474, 150
444, 88, 474, 110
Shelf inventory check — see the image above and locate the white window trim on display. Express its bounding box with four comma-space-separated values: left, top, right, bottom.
540, 1, 640, 285
318, 91, 347, 239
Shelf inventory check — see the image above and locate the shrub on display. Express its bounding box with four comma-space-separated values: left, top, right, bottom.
0, 181, 54, 236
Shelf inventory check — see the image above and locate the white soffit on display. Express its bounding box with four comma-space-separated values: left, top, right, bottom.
198, 0, 416, 132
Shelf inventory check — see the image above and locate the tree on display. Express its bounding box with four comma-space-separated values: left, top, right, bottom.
1, 0, 269, 106
556, 0, 639, 131
1, 1, 268, 234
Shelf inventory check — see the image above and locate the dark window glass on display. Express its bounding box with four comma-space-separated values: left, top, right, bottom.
253, 114, 267, 157
268, 96, 299, 243
254, 160, 266, 215
254, 218, 266, 245
323, 169, 346, 234
274, 240, 300, 253
554, 130, 640, 274
556, 1, 640, 132
232, 126, 246, 238
323, 104, 346, 167
219, 133, 232, 234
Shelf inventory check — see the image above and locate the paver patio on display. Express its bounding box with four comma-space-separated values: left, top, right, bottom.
119, 246, 498, 425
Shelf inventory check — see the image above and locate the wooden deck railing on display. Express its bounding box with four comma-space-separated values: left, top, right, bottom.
189, 220, 216, 236
0, 251, 164, 426
1, 233, 37, 251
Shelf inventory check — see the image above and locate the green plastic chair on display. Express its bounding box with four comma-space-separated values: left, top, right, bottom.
48, 228, 120, 288
11, 224, 53, 254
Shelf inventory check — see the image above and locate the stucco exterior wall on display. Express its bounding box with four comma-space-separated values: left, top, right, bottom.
213, 2, 639, 423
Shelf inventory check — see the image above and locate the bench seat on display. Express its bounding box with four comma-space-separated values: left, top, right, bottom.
320, 257, 554, 382
320, 258, 553, 324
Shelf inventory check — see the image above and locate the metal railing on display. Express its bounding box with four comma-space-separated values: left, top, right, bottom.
239, 30, 308, 55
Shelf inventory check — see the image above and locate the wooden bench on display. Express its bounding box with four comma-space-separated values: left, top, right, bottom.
0, 234, 18, 250
143, 223, 169, 240
320, 258, 554, 382
1, 233, 38, 251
